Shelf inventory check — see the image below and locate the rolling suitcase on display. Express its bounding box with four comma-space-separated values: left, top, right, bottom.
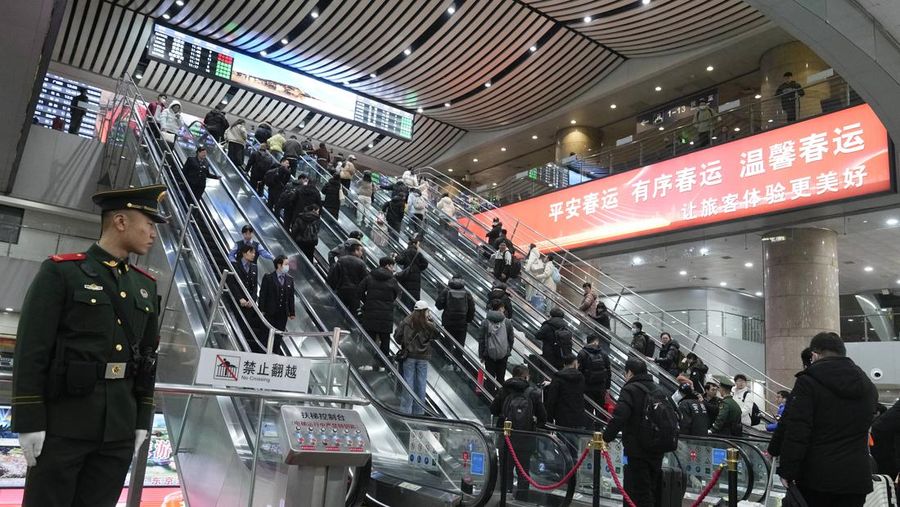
659, 466, 687, 507
865, 475, 899, 507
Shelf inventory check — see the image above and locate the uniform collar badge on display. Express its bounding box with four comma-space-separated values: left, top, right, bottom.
140, 288, 149, 298
83, 283, 103, 291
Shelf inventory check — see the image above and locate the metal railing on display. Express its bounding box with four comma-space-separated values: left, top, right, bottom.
608, 308, 765, 344
0, 222, 96, 262
841, 311, 899, 342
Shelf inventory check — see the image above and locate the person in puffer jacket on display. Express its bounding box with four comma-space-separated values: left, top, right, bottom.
477, 299, 514, 383
435, 275, 475, 347
544, 354, 586, 429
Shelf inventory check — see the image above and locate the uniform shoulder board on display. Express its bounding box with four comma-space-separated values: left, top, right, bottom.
130, 264, 156, 282
49, 252, 86, 262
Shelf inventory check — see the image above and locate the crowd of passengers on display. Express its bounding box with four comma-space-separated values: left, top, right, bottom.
147, 94, 894, 507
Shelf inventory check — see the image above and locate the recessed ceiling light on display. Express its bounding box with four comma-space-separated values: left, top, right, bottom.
447, 6, 455, 14
570, 119, 576, 124
134, 73, 143, 80
734, 127, 741, 132
448, 168, 453, 172
754, 94, 762, 99
642, 0, 651, 4
473, 158, 478, 162
610, 104, 617, 109
492, 182, 497, 186
416, 107, 423, 113
719, 281, 727, 286
744, 262, 753, 268
3, 308, 12, 312
864, 266, 874, 272
367, 143, 374, 148
658, 126, 665, 131
755, 291, 763, 297
444, 102, 451, 108
369, 73, 376, 78
711, 136, 718, 140
162, 13, 171, 19
887, 218, 899, 226
281, 38, 289, 45
484, 82, 491, 88
175, 0, 184, 6
531, 135, 538, 139
220, 99, 228, 105
689, 141, 694, 145
767, 119, 773, 123
632, 256, 643, 265
679, 270, 687, 276
654, 85, 662, 91
706, 65, 714, 72
311, 11, 319, 18
699, 247, 709, 255
529, 46, 537, 52
501, 147, 506, 152
583, 16, 592, 23
404, 48, 412, 56
299, 123, 305, 128
260, 50, 267, 56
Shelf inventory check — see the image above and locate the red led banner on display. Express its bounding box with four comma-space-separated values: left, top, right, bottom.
471, 104, 892, 251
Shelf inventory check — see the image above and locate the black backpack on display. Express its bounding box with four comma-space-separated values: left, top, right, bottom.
742, 391, 762, 426
502, 389, 535, 431
445, 288, 468, 316
508, 257, 522, 278
642, 333, 656, 357
275, 182, 300, 214
582, 348, 610, 387
552, 328, 573, 361
634, 383, 680, 453
293, 216, 319, 244
326, 260, 343, 290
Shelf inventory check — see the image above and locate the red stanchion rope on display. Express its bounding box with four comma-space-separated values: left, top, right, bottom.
504, 434, 590, 491
689, 465, 724, 507
601, 450, 638, 507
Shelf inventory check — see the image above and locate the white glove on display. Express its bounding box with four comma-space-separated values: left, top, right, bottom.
134, 429, 148, 456
19, 431, 45, 467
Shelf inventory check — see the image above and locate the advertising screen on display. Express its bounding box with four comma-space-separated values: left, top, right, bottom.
148, 25, 414, 140
470, 104, 892, 251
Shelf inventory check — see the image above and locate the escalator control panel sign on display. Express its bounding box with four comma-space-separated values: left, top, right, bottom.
469, 104, 892, 250
277, 406, 371, 467
196, 347, 311, 392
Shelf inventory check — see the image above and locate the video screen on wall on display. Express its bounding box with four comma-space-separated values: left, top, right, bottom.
148, 24, 414, 141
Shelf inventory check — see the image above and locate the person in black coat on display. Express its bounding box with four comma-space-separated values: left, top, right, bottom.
203, 105, 229, 142
654, 332, 681, 376
359, 257, 402, 365
544, 354, 586, 429
435, 276, 475, 347
871, 399, 900, 479
395, 238, 428, 302
535, 308, 571, 370
229, 244, 265, 352
321, 173, 342, 219
258, 255, 295, 354
678, 391, 710, 436
682, 353, 708, 394
68, 87, 89, 134
288, 174, 323, 227
182, 146, 221, 199
577, 333, 611, 414
778, 333, 878, 506
382, 194, 406, 240
602, 358, 664, 507
265, 158, 292, 211
291, 205, 320, 262
486, 282, 513, 320
254, 122, 273, 145
247, 143, 277, 195
329, 243, 368, 315
769, 347, 813, 458
485, 218, 502, 246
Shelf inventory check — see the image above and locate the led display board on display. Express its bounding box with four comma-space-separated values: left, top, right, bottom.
148, 24, 414, 140
470, 104, 893, 251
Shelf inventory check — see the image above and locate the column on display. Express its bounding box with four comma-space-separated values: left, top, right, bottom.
555, 126, 602, 163
758, 41, 831, 126
762, 227, 839, 393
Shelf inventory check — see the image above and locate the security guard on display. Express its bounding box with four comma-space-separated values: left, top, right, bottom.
12, 184, 167, 506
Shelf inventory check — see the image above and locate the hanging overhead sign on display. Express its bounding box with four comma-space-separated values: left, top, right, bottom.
148, 24, 414, 141
469, 104, 893, 251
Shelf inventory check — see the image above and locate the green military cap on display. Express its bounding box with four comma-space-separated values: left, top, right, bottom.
92, 184, 168, 223
718, 378, 734, 388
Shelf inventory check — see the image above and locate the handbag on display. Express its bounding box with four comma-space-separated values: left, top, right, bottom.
783, 482, 808, 507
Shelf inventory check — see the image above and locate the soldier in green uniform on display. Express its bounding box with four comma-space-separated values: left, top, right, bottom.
12, 184, 167, 506
711, 378, 743, 437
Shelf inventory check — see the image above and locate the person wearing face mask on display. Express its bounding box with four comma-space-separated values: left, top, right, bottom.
358, 257, 402, 370
630, 322, 655, 358
258, 255, 296, 354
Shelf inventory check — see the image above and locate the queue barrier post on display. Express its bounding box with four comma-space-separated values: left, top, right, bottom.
500, 420, 511, 507
592, 432, 604, 507
727, 447, 739, 507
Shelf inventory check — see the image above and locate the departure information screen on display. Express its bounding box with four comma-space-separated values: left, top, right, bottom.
147, 24, 414, 141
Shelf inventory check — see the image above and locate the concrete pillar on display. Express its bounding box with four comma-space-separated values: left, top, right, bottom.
762, 228, 839, 393
555, 126, 602, 163
759, 41, 831, 126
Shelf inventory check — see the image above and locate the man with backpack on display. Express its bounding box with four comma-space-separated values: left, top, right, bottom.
285, 174, 323, 227
265, 158, 292, 212
435, 275, 476, 348
602, 358, 679, 507
478, 299, 515, 383
577, 333, 611, 415
654, 332, 682, 376
678, 390, 710, 436
327, 243, 368, 315
486, 282, 513, 320
630, 322, 655, 358
490, 242, 512, 281
395, 238, 429, 302
291, 204, 321, 262
382, 194, 406, 240
544, 354, 586, 429
506, 253, 523, 291
732, 374, 760, 426
536, 308, 572, 371
328, 231, 364, 266
489, 364, 546, 501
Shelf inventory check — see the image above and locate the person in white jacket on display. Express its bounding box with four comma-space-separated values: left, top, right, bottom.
401, 169, 418, 188
732, 374, 754, 426
524, 244, 543, 300
531, 254, 558, 313
224, 119, 248, 169
436, 193, 455, 218
156, 100, 183, 142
